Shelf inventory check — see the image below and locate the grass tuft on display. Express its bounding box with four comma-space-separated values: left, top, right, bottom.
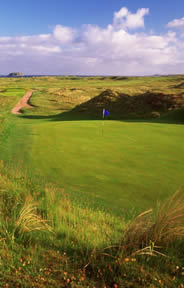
121, 189, 184, 257
151, 189, 184, 244
15, 198, 53, 237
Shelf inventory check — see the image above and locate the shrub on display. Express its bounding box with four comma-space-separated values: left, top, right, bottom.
151, 111, 161, 118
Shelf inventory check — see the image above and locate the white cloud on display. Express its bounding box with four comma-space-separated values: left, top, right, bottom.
0, 37, 12, 42
167, 17, 184, 28
30, 45, 61, 54
0, 6, 184, 75
53, 25, 76, 44
113, 7, 149, 30
114, 7, 129, 21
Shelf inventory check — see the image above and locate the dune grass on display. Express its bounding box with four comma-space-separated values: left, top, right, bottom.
0, 161, 184, 287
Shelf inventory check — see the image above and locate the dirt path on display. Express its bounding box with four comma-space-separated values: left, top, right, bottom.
11, 90, 34, 115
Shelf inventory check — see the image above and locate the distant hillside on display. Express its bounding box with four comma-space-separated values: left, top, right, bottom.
8, 72, 24, 77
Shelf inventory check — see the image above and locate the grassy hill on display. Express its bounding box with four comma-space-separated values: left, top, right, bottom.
72, 88, 184, 119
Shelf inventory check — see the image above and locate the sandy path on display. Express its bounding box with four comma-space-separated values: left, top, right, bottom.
11, 90, 34, 115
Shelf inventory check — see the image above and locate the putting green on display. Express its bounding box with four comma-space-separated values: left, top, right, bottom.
25, 117, 184, 215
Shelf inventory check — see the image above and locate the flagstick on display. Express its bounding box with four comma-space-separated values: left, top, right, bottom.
102, 108, 105, 136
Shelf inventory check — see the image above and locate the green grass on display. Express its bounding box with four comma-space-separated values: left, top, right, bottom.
1, 75, 184, 216
23, 118, 184, 217
1, 75, 184, 286
0, 161, 184, 287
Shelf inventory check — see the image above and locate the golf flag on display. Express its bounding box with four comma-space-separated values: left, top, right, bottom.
103, 109, 110, 118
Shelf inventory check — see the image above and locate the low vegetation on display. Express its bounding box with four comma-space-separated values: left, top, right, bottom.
0, 75, 184, 286
0, 161, 184, 287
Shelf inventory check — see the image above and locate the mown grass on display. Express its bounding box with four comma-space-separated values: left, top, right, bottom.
0, 75, 184, 286
20, 115, 184, 216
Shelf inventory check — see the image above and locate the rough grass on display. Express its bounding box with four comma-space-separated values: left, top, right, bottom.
121, 190, 184, 255
0, 162, 184, 287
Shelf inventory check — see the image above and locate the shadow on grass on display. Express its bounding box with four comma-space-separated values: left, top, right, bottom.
20, 111, 101, 121
20, 108, 184, 125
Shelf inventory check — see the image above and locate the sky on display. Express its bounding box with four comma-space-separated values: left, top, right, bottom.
1, 0, 184, 75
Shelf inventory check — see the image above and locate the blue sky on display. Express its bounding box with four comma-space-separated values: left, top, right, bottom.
1, 0, 184, 35
0, 0, 184, 75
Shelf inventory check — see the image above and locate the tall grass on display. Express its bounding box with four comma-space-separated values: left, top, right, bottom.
15, 198, 53, 236
121, 189, 184, 256
44, 183, 126, 251
0, 161, 184, 286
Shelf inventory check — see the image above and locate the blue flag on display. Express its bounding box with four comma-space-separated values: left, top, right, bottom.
103, 109, 110, 117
